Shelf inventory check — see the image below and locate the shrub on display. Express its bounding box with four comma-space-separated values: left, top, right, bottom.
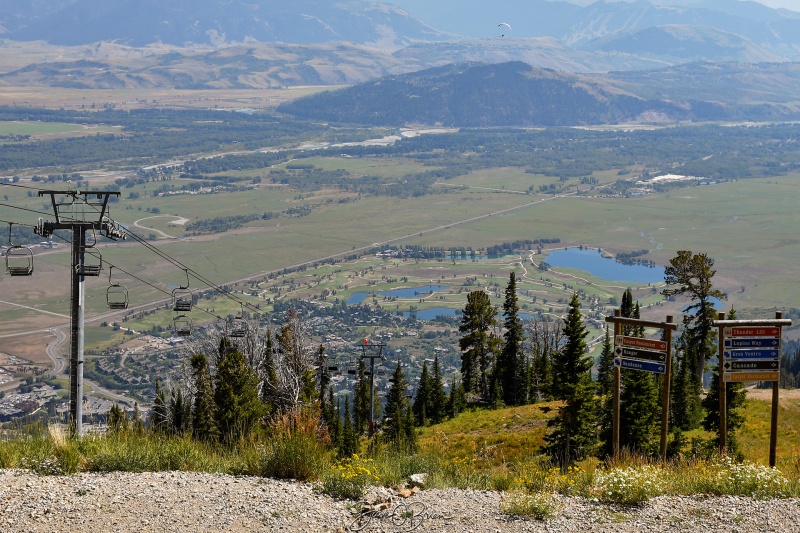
261, 408, 329, 481
321, 454, 379, 500
595, 465, 663, 504
501, 491, 560, 519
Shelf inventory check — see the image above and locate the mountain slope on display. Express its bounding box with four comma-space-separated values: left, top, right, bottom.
6, 0, 445, 48
276, 61, 683, 126
582, 24, 782, 63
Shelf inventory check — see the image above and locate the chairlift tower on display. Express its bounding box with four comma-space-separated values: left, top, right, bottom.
359, 339, 385, 437
35, 190, 123, 436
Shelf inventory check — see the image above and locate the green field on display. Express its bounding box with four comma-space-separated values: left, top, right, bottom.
4, 150, 800, 347
0, 120, 122, 138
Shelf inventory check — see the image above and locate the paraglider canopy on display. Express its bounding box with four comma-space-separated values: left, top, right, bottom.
498, 22, 512, 36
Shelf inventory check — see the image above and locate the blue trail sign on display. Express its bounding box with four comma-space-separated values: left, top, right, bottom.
614, 357, 666, 374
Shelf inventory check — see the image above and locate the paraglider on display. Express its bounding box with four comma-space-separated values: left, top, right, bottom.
498, 22, 511, 37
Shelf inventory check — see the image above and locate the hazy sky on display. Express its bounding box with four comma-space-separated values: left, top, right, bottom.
754, 0, 800, 9
565, 0, 800, 11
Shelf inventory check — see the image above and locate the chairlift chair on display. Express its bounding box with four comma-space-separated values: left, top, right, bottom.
106, 267, 129, 309
6, 246, 34, 276
107, 284, 129, 309
226, 315, 248, 338
77, 248, 102, 276
172, 269, 193, 311
5, 224, 33, 276
173, 314, 192, 336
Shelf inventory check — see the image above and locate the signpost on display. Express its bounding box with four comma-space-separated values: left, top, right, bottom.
714, 313, 791, 467
606, 311, 677, 461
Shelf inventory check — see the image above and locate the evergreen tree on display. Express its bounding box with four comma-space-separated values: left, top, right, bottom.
132, 402, 144, 435
702, 309, 746, 457
107, 403, 128, 433
170, 387, 189, 435
543, 293, 598, 465
150, 379, 170, 434
353, 359, 370, 434
447, 377, 467, 418
620, 297, 659, 454
430, 354, 447, 424
596, 327, 614, 397
322, 387, 339, 447
214, 343, 263, 445
383, 361, 416, 451
412, 361, 432, 426
339, 396, 358, 458
596, 327, 615, 457
317, 345, 329, 400
458, 290, 497, 398
661, 250, 725, 391
191, 352, 217, 443
260, 330, 279, 407
498, 272, 525, 405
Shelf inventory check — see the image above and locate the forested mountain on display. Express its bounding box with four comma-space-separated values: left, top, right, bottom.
276, 61, 800, 127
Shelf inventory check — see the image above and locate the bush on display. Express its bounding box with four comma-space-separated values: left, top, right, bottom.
501, 491, 560, 519
261, 408, 329, 481
321, 455, 379, 500
595, 465, 664, 504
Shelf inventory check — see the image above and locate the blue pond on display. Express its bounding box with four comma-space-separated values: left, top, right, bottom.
544, 248, 664, 284
346, 284, 449, 305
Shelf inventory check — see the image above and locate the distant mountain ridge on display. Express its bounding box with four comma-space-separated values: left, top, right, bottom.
276, 61, 800, 127
3, 0, 445, 48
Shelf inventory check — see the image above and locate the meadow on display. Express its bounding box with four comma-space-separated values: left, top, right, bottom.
4, 153, 800, 349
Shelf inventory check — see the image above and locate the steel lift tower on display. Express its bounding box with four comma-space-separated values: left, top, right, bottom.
35, 190, 123, 436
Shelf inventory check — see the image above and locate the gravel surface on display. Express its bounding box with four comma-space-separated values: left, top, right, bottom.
1, 469, 799, 532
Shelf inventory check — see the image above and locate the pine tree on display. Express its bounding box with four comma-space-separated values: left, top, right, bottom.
214, 344, 263, 445
596, 327, 614, 397
191, 352, 217, 443
107, 403, 128, 433
447, 377, 467, 418
170, 387, 188, 435
322, 387, 339, 447
132, 402, 144, 435
339, 396, 358, 458
383, 361, 416, 451
260, 330, 278, 407
412, 361, 432, 426
702, 308, 746, 457
499, 272, 525, 405
663, 251, 725, 383
150, 379, 170, 434
620, 297, 659, 454
596, 327, 615, 457
353, 359, 370, 434
458, 290, 497, 398
430, 354, 447, 424
543, 293, 598, 465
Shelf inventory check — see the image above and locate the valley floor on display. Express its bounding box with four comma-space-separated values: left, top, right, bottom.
0, 469, 797, 532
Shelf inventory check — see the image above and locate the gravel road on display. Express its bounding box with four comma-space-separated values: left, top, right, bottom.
1, 469, 798, 532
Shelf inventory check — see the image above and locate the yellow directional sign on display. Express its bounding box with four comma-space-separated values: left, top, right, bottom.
723, 371, 779, 382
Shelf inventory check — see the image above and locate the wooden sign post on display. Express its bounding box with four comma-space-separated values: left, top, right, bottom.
605, 312, 677, 460
713, 312, 790, 467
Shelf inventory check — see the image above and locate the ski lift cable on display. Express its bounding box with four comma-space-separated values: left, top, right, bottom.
48, 231, 224, 320
67, 194, 262, 315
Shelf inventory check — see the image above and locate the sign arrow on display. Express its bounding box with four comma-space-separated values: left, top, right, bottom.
723, 359, 780, 371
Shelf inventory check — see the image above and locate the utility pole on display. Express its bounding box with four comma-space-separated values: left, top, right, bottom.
35, 190, 123, 436
360, 339, 385, 437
